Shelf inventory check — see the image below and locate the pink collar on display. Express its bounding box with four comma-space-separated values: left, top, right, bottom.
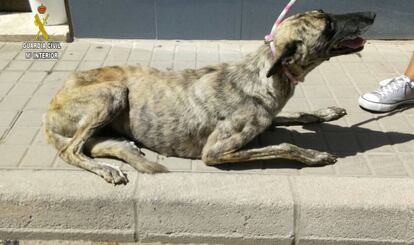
265, 0, 297, 57
265, 0, 300, 85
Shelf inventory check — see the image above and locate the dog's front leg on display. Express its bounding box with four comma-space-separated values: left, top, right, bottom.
201, 117, 336, 166
204, 143, 336, 166
272, 106, 347, 126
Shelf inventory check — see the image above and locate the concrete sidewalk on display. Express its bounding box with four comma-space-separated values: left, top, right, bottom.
0, 39, 414, 244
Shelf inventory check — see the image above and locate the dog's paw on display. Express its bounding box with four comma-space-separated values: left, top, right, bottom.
98, 163, 129, 185
315, 106, 347, 122
306, 152, 337, 166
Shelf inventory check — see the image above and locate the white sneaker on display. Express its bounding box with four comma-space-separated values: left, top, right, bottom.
359, 75, 414, 112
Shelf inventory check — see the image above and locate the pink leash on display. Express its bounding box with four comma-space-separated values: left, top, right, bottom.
265, 0, 301, 85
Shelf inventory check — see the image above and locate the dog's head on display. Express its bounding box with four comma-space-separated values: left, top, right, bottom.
266, 10, 376, 78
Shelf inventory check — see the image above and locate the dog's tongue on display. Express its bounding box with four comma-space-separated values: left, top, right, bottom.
340, 37, 366, 49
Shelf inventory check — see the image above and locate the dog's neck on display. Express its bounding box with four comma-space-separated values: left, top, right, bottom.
248, 44, 305, 85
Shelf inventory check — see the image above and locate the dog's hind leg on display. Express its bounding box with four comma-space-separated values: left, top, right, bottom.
84, 137, 168, 173
45, 82, 130, 184
272, 106, 347, 126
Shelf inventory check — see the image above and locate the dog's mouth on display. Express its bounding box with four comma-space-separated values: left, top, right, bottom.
330, 36, 366, 55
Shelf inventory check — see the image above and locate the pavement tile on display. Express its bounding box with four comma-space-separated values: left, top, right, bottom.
307, 98, 337, 111
320, 118, 349, 131
0, 145, 27, 168
300, 164, 335, 176
390, 61, 410, 74
366, 154, 409, 177
347, 112, 383, 132
378, 115, 414, 134
318, 60, 344, 74
356, 132, 394, 153
341, 62, 371, 74
53, 157, 78, 170
196, 60, 218, 69
53, 60, 79, 71
0, 110, 19, 127
0, 95, 30, 110
20, 145, 56, 168
0, 71, 23, 83
175, 44, 196, 61
0, 127, 7, 139
35, 81, 64, 96
7, 82, 39, 96
14, 110, 44, 128
241, 42, 261, 54
302, 85, 333, 98
293, 85, 305, 98
0, 82, 13, 98
197, 45, 219, 62
373, 72, 400, 82
126, 59, 150, 66
399, 153, 414, 177
322, 72, 352, 87
173, 61, 196, 70
336, 53, 363, 63
191, 159, 228, 173
18, 71, 47, 83
32, 129, 48, 146
157, 155, 192, 171
324, 131, 360, 153
0, 60, 9, 70
102, 59, 127, 67
364, 61, 397, 74
0, 43, 20, 60
5, 60, 33, 71
77, 60, 104, 71
283, 98, 310, 111
150, 60, 173, 71
152, 44, 175, 61
128, 43, 153, 61
219, 51, 243, 63
106, 45, 132, 61
24, 94, 52, 110
83, 44, 111, 61
334, 154, 372, 176
261, 128, 293, 145
29, 60, 57, 71
60, 49, 88, 61
292, 131, 328, 152
346, 71, 377, 85
336, 98, 364, 113
304, 70, 325, 85
329, 85, 359, 98
2, 126, 39, 145
43, 71, 71, 84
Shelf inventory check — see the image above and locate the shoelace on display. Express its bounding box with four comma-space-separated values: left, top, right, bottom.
376, 76, 412, 97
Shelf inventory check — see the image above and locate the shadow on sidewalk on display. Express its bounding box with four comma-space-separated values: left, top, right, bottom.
215, 116, 414, 171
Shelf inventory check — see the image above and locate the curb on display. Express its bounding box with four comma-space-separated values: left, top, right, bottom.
0, 170, 413, 244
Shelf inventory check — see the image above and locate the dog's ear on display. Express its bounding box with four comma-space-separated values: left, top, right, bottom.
266, 40, 304, 78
